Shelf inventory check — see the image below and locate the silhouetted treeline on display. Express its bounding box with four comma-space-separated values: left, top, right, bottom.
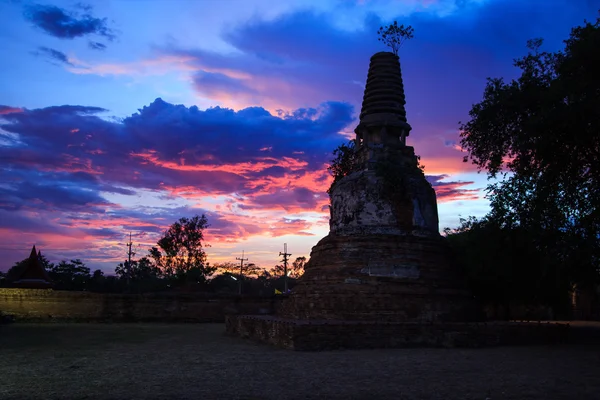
1, 213, 305, 295
444, 217, 599, 319
451, 14, 600, 319
1, 251, 302, 295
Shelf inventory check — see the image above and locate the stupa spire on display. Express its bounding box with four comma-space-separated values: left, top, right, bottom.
358, 51, 411, 135
354, 51, 413, 170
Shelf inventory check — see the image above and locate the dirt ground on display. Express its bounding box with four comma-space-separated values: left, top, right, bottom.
1, 323, 599, 400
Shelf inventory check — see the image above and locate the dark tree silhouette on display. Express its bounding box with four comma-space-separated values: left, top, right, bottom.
377, 21, 414, 55
273, 256, 306, 279
116, 257, 161, 281
0, 270, 6, 287
327, 139, 357, 194
214, 261, 262, 278
459, 15, 600, 290
290, 256, 307, 278
148, 214, 215, 283
444, 217, 573, 318
48, 259, 91, 291
88, 269, 105, 291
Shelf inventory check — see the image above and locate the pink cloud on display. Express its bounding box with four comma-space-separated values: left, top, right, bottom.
0, 106, 24, 115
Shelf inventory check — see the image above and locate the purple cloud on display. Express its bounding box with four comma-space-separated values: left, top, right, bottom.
33, 46, 74, 66
0, 98, 353, 216
88, 41, 107, 51
24, 3, 116, 41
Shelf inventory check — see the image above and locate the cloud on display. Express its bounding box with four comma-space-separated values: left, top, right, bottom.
33, 46, 74, 66
57, 0, 594, 117
7, 0, 594, 271
88, 41, 107, 51
142, 0, 596, 150
65, 55, 197, 77
0, 179, 114, 212
23, 3, 116, 40
0, 96, 485, 271
0, 106, 24, 115
426, 175, 480, 202
0, 98, 354, 270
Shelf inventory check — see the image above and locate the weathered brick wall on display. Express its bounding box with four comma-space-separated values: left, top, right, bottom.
226, 315, 571, 351
0, 288, 277, 322
278, 233, 479, 323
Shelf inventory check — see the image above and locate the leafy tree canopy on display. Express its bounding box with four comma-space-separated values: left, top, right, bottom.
115, 257, 161, 282
214, 261, 262, 278
148, 214, 215, 281
273, 256, 307, 279
327, 139, 357, 194
48, 259, 91, 291
445, 217, 573, 314
459, 15, 600, 286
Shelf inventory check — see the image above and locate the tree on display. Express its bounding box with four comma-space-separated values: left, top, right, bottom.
115, 257, 161, 282
273, 257, 306, 279
88, 269, 106, 292
38, 251, 53, 271
377, 21, 414, 55
48, 259, 91, 291
148, 214, 215, 282
207, 273, 239, 294
290, 256, 306, 278
327, 139, 357, 194
444, 217, 572, 318
459, 15, 600, 290
214, 262, 237, 275
214, 261, 262, 278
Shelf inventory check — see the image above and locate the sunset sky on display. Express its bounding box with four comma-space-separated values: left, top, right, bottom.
1, 0, 598, 273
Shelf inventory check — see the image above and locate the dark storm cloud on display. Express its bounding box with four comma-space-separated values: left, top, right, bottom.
0, 179, 113, 212
0, 98, 353, 216
24, 3, 116, 40
121, 98, 353, 170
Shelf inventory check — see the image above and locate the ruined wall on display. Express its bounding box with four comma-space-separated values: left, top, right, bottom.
226, 315, 570, 351
0, 288, 277, 322
329, 146, 438, 237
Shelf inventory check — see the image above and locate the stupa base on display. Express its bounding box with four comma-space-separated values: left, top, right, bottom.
225, 315, 570, 351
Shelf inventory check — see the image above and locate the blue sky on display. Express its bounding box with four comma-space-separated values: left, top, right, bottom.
1, 0, 598, 273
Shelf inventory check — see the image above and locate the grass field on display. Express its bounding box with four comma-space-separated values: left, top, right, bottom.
1, 323, 599, 400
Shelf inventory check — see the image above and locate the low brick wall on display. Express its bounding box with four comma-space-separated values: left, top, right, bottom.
0, 288, 278, 323
226, 315, 571, 351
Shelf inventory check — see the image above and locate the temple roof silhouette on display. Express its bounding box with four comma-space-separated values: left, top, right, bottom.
7, 245, 53, 288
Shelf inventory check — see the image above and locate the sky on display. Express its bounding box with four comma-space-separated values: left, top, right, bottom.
1, 0, 598, 274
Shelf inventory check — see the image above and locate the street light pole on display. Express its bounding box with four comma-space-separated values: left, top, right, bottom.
235, 251, 248, 295
279, 243, 291, 293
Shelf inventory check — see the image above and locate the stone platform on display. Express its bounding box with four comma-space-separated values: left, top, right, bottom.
225, 315, 570, 351
276, 233, 478, 323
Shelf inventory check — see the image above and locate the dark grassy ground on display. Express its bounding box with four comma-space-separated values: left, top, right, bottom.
1, 323, 599, 400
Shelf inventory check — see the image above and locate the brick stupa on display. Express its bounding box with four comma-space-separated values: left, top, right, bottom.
276, 52, 476, 322
226, 52, 568, 350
